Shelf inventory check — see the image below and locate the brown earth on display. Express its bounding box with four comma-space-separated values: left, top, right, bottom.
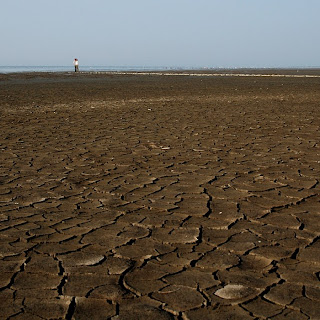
0, 71, 320, 319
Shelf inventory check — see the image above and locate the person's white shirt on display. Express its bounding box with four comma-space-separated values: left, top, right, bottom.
73, 59, 79, 66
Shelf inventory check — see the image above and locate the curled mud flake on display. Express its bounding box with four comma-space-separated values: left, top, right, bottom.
152, 285, 206, 312
215, 284, 256, 300
59, 252, 105, 267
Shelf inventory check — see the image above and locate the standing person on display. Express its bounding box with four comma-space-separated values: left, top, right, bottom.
73, 58, 79, 72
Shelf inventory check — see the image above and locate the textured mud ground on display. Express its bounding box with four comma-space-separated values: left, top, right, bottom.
0, 72, 320, 319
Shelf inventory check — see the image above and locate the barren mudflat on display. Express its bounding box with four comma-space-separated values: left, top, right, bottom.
0, 71, 320, 319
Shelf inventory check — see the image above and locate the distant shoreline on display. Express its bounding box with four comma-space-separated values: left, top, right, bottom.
93, 70, 320, 78
1, 66, 320, 76
2, 69, 320, 79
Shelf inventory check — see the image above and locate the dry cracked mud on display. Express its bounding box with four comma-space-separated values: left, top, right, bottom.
0, 71, 320, 319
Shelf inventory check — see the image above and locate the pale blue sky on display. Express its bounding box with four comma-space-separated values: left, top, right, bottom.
1, 0, 319, 67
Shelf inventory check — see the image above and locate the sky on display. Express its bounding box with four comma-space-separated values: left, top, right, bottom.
1, 0, 320, 68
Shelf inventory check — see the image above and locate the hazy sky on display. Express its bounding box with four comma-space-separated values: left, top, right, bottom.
1, 0, 319, 67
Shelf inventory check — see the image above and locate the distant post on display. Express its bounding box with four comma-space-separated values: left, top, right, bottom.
73, 58, 79, 72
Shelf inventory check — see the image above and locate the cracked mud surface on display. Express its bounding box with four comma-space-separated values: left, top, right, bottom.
0, 72, 320, 319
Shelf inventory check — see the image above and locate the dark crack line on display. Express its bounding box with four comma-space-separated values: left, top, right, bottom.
6, 309, 24, 320
239, 300, 263, 318
57, 235, 78, 244
305, 235, 320, 248
0, 257, 31, 291
227, 218, 239, 229
203, 187, 213, 218
157, 302, 181, 317
55, 258, 65, 275
119, 261, 139, 297
309, 179, 319, 189
85, 285, 102, 298
115, 303, 120, 317
190, 226, 203, 255
65, 297, 76, 320
290, 248, 299, 259
54, 244, 91, 256
190, 245, 218, 268
197, 284, 210, 307
78, 214, 126, 244
57, 275, 67, 296
160, 267, 187, 283
302, 285, 306, 297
